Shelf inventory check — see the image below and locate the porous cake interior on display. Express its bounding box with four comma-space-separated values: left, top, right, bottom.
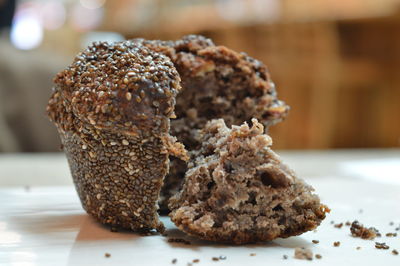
169, 119, 327, 244
139, 35, 289, 211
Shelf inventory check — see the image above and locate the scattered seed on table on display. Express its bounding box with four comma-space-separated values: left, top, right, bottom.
392, 249, 399, 255
104, 253, 111, 258
345, 221, 351, 226
315, 254, 322, 259
283, 255, 288, 260
192, 259, 200, 263
312, 240, 319, 244
212, 257, 219, 261
250, 253, 256, 256
386, 233, 397, 237
219, 255, 226, 260
356, 247, 361, 250
172, 258, 177, 264
333, 241, 341, 247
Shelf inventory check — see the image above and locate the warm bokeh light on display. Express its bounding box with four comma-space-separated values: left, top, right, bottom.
10, 7, 43, 50
39, 1, 66, 30
70, 2, 104, 32
80, 0, 106, 10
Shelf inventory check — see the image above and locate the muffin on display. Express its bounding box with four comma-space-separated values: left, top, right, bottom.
136, 35, 290, 211
47, 41, 187, 232
47, 36, 291, 232
169, 119, 328, 244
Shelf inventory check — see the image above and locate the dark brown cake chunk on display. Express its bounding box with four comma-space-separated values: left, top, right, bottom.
169, 119, 328, 244
350, 220, 378, 240
136, 35, 290, 211
47, 41, 186, 232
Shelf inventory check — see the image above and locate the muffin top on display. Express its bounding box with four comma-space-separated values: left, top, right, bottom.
48, 41, 181, 132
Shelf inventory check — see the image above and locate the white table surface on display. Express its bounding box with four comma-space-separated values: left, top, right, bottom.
1, 150, 400, 266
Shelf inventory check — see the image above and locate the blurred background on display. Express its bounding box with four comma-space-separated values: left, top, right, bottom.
0, 0, 399, 152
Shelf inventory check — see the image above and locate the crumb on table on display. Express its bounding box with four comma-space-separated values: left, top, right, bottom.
294, 247, 313, 260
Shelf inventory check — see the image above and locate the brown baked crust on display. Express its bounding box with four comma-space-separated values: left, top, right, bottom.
135, 35, 290, 212
47, 41, 185, 232
169, 119, 328, 244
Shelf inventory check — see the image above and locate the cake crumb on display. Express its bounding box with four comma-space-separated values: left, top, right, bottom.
294, 247, 313, 260
350, 220, 378, 240
333, 241, 341, 247
392, 249, 399, 255
375, 242, 390, 250
334, 223, 343, 229
168, 238, 191, 245
249, 253, 256, 256
104, 253, 111, 258
315, 254, 322, 259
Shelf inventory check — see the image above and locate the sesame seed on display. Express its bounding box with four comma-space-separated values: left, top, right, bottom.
122, 139, 129, 145
82, 144, 87, 150
125, 92, 132, 101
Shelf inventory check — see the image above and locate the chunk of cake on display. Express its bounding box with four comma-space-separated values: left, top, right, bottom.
169, 119, 328, 244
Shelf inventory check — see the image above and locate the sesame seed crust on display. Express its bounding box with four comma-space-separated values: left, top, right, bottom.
47, 41, 184, 232
49, 41, 181, 132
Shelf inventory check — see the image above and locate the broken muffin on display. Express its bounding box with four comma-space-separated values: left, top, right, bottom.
169, 119, 328, 244
47, 41, 187, 232
136, 35, 290, 211
47, 36, 292, 233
